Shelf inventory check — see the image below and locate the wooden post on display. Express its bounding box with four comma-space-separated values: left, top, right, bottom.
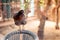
55, 0, 59, 29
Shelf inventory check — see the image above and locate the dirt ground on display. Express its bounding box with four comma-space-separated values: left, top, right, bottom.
0, 17, 60, 40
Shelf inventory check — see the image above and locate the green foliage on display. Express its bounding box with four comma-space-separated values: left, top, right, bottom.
39, 0, 44, 6
24, 0, 30, 10
24, 0, 30, 3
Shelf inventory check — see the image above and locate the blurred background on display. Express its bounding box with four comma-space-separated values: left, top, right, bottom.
0, 0, 60, 40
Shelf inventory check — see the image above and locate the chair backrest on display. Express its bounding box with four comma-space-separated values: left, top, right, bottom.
4, 30, 39, 40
